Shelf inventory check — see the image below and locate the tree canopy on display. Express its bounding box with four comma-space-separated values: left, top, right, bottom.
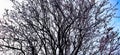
0, 0, 120, 55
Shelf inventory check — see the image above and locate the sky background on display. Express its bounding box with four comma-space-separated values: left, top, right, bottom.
0, 0, 120, 29
109, 0, 120, 30
0, 0, 13, 17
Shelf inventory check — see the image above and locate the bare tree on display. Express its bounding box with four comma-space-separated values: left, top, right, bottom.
0, 0, 119, 55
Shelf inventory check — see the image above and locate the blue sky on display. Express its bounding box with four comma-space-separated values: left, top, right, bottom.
109, 0, 120, 30
110, 0, 120, 16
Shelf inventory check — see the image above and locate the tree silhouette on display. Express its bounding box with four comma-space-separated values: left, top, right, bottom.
0, 0, 119, 55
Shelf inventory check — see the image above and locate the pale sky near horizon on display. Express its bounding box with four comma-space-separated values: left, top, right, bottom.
0, 0, 13, 17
